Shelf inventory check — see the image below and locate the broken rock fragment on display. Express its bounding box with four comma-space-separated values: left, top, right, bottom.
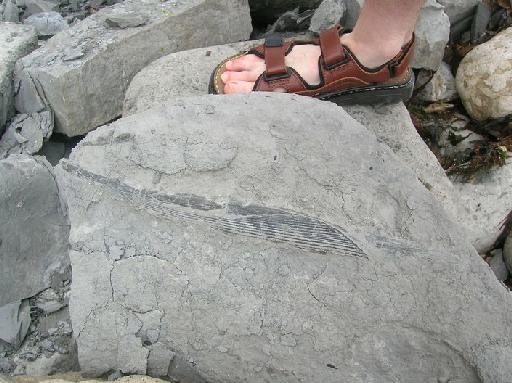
0, 22, 37, 132
0, 155, 69, 307
57, 93, 512, 382
14, 0, 252, 137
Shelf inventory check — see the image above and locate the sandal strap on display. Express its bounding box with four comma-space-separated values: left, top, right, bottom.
264, 35, 288, 78
319, 26, 345, 67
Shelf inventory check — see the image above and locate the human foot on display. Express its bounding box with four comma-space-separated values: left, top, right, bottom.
221, 32, 409, 94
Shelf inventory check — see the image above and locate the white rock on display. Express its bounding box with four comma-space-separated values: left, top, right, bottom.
416, 62, 458, 102
411, 0, 451, 71
23, 11, 68, 36
454, 160, 512, 253
456, 27, 512, 121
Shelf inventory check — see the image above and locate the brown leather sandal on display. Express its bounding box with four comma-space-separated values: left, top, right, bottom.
209, 25, 415, 105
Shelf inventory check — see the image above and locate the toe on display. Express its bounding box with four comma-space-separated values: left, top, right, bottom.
226, 54, 262, 71
224, 81, 255, 94
221, 70, 260, 84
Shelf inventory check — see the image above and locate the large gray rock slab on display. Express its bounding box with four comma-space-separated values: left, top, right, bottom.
456, 27, 512, 121
0, 22, 37, 132
14, 0, 252, 137
56, 93, 512, 382
0, 155, 69, 307
0, 301, 30, 350
124, 42, 459, 221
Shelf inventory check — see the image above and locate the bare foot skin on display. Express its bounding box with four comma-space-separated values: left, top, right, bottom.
221, 33, 408, 94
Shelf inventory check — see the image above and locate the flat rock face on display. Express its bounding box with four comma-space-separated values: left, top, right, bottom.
0, 155, 69, 306
0, 22, 37, 132
56, 93, 512, 382
437, 0, 480, 23
456, 27, 512, 121
124, 42, 459, 221
14, 0, 252, 137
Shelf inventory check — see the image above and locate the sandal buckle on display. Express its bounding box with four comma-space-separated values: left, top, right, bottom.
264, 68, 291, 81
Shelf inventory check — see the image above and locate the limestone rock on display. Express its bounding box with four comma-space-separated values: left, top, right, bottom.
124, 42, 459, 221
437, 0, 480, 24
0, 22, 37, 132
14, 0, 252, 137
22, 0, 59, 18
416, 62, 458, 102
411, 0, 450, 71
2, 0, 20, 22
0, 111, 53, 159
309, 0, 345, 33
454, 160, 512, 253
456, 27, 512, 121
0, 301, 30, 349
23, 11, 69, 37
56, 93, 512, 381
0, 155, 69, 306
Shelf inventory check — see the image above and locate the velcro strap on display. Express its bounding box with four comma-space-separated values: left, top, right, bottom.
264, 35, 288, 77
319, 26, 345, 67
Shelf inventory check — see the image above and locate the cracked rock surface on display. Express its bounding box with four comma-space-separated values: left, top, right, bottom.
14, 0, 252, 137
56, 93, 512, 382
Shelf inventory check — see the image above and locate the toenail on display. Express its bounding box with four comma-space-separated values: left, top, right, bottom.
221, 72, 229, 82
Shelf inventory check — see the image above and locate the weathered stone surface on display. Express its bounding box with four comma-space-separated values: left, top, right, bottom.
437, 0, 480, 23
415, 61, 458, 102
453, 160, 512, 253
456, 27, 512, 121
0, 111, 53, 159
57, 93, 512, 381
308, 0, 345, 33
0, 155, 69, 306
411, 0, 450, 70
0, 301, 30, 349
24, 11, 69, 37
0, 22, 37, 132
14, 0, 252, 137
124, 42, 459, 221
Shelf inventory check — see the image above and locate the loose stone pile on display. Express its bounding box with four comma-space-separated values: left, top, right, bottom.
1, 0, 512, 381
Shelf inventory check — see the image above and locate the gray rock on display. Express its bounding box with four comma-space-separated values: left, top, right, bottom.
0, 22, 37, 132
124, 42, 459, 221
456, 27, 512, 121
0, 155, 69, 306
56, 93, 512, 381
411, 0, 451, 70
0, 111, 53, 158
0, 301, 30, 349
454, 160, 512, 253
14, 0, 252, 137
2, 0, 20, 22
21, 0, 59, 18
309, 0, 345, 33
415, 62, 458, 102
437, 0, 480, 24
488, 249, 509, 282
471, 1, 491, 43
23, 11, 69, 36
